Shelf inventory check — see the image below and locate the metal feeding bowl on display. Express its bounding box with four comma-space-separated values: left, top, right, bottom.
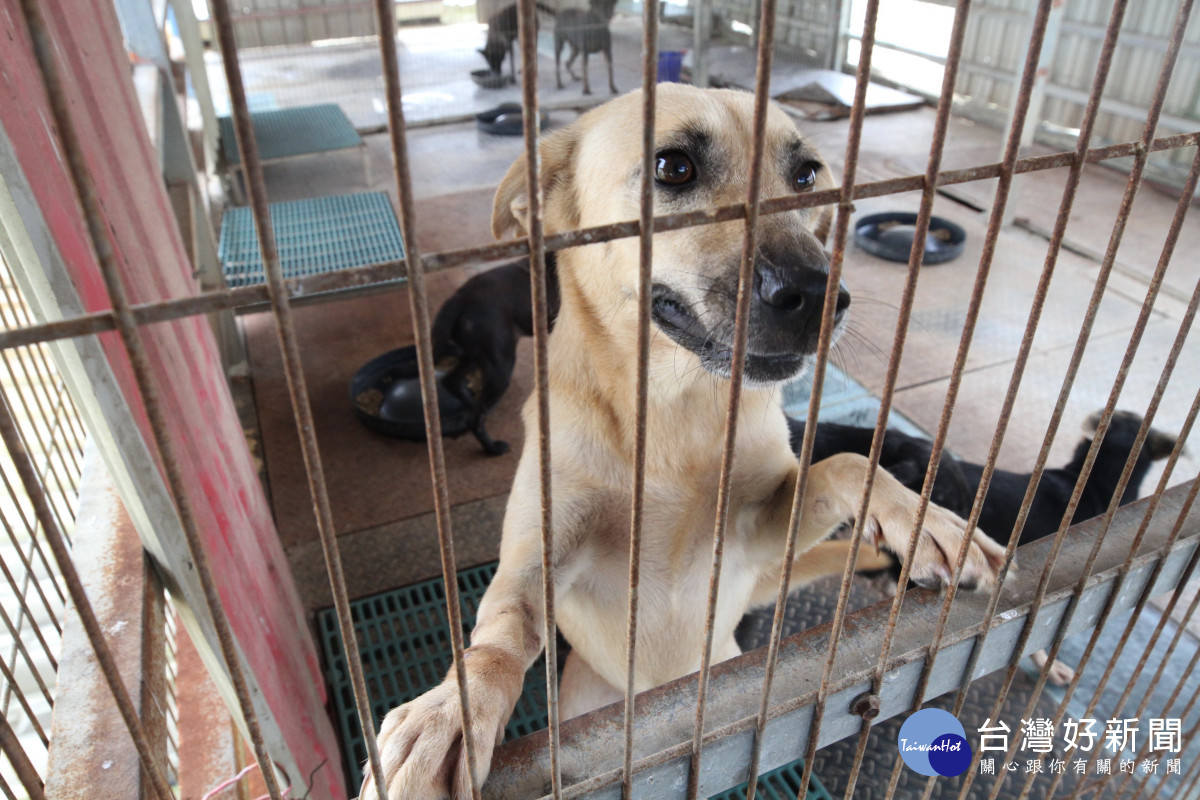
475, 102, 548, 136
471, 68, 509, 90
350, 346, 471, 440
853, 212, 967, 265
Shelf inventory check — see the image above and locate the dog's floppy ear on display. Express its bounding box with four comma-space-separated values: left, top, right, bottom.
492, 127, 580, 240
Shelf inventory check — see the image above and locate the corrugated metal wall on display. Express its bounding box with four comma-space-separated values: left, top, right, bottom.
957, 0, 1200, 188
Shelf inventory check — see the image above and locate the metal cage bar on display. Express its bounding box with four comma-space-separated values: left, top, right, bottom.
688, 0, 785, 796
17, 1, 275, 797
7, 0, 1200, 798
623, 0, 660, 796
209, 0, 395, 797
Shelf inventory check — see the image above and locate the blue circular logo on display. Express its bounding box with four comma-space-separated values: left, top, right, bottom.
897, 709, 972, 776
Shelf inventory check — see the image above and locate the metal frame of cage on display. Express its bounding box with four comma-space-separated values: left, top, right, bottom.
7, 0, 1200, 798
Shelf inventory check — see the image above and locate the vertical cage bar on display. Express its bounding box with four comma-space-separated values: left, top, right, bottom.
686, 0, 780, 796
514, 0, 562, 797
1040, 132, 1200, 800
368, 0, 482, 795
1053, 395, 1200, 800
955, 1, 1193, 793
622, 0, 659, 797
796, 0, 883, 793
209, 0, 392, 797
1107, 478, 1200, 800
0, 386, 170, 799
16, 1, 265, 797
0, 709, 42, 800
828, 3, 979, 797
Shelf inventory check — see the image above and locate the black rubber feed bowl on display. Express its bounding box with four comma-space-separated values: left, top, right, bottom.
471, 68, 509, 89
476, 102, 548, 136
350, 346, 472, 440
854, 212, 967, 265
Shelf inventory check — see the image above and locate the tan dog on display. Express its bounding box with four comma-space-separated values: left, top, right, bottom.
362, 85, 1007, 800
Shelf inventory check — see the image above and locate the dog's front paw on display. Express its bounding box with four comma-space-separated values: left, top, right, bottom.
864, 481, 1008, 592
361, 647, 522, 800
1030, 649, 1075, 686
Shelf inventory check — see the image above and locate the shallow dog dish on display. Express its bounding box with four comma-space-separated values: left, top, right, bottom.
470, 68, 509, 89
853, 212, 966, 265
476, 102, 548, 136
350, 346, 471, 439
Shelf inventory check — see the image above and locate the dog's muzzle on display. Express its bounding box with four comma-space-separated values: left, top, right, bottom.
650, 259, 849, 384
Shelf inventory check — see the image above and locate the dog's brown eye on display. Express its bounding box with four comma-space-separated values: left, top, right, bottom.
793, 161, 821, 192
655, 151, 696, 186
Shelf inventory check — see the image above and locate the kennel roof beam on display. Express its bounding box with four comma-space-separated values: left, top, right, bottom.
483, 486, 1200, 800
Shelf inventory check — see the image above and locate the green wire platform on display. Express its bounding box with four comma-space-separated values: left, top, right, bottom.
217, 191, 404, 291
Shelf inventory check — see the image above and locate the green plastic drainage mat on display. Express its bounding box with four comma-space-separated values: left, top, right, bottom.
217, 103, 363, 165
318, 562, 831, 799
218, 191, 405, 289
317, 562, 548, 790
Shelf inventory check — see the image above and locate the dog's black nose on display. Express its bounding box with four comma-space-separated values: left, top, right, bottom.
756, 264, 847, 315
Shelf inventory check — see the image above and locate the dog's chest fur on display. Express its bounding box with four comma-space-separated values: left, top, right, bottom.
546, 383, 794, 692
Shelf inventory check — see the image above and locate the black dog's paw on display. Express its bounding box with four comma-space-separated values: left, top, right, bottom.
483, 439, 511, 457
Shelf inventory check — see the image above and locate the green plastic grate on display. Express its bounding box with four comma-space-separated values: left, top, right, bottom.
217, 103, 363, 165
317, 562, 548, 790
217, 191, 405, 290
318, 562, 831, 798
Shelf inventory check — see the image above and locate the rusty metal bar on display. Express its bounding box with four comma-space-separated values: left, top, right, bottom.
0, 601, 54, 710
794, 0, 884, 794
1147, 714, 1200, 800
0, 710, 42, 800
0, 386, 170, 799
959, 1, 1194, 794
0, 287, 86, 475
513, 0, 562, 796
0, 269, 88, 447
0, 350, 73, 537
877, 2, 1059, 793
1128, 547, 1200, 800
1049, 396, 1200, 800
0, 465, 65, 613
369, 0, 482, 794
0, 130, 1196, 355
1040, 121, 1200, 800
0, 648, 45, 745
0, 520, 60, 665
622, 0, 659, 796
828, 2, 979, 796
1105, 483, 1200, 800
686, 0, 781, 796
209, 2, 387, 798
483, 484, 1200, 799
18, 0, 275, 796
944, 5, 1134, 794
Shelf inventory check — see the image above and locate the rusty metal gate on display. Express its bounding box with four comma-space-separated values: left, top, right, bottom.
3, 0, 1200, 798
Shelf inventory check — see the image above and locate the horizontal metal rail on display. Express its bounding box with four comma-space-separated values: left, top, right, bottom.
483, 485, 1200, 800
0, 131, 1193, 354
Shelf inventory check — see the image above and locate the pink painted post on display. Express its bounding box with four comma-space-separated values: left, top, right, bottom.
0, 2, 345, 796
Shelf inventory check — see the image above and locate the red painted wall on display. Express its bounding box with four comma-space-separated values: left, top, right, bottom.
0, 2, 345, 797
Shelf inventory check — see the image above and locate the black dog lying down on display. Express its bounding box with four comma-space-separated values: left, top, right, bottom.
431, 254, 560, 455
791, 410, 1177, 683
788, 410, 1176, 548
